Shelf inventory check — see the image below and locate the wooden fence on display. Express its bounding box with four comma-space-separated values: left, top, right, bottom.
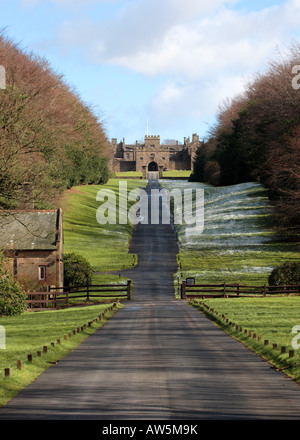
27, 280, 132, 311
181, 281, 300, 300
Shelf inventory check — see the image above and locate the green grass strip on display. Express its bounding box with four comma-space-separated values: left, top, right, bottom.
0, 303, 121, 407
190, 297, 300, 384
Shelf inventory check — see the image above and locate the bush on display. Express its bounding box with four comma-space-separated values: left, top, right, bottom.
269, 261, 300, 286
0, 254, 27, 316
64, 253, 93, 287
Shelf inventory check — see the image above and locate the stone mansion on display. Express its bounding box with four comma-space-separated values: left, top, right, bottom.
111, 134, 202, 177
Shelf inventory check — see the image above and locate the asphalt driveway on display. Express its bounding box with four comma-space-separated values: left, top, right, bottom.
1, 180, 300, 420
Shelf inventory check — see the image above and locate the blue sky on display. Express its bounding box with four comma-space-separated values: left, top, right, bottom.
0, 0, 299, 144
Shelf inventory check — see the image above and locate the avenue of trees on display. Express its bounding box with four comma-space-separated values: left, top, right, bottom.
191, 43, 300, 235
0, 32, 110, 210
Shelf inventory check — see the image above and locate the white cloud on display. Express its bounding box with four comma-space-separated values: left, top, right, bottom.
42, 0, 300, 138
107, 3, 299, 78
104, 0, 300, 131
149, 74, 247, 132
51, 0, 300, 80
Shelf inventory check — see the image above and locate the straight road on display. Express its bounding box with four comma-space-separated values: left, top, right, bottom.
1, 180, 300, 420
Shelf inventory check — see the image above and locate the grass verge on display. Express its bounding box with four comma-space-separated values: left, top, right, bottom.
0, 303, 121, 407
190, 297, 300, 384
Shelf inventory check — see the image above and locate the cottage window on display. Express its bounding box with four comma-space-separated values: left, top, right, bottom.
39, 266, 46, 281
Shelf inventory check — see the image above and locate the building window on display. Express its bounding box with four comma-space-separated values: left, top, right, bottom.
125, 153, 130, 159
39, 266, 46, 281
162, 157, 166, 160
140, 157, 144, 161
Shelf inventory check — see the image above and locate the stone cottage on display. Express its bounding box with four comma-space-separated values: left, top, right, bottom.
0, 209, 64, 292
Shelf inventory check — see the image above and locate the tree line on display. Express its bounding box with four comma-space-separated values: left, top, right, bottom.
190, 43, 300, 236
0, 32, 110, 210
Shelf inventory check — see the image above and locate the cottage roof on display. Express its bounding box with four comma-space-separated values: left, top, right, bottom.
0, 210, 61, 251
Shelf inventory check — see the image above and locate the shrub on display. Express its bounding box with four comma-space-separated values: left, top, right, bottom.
268, 261, 300, 286
0, 254, 27, 316
64, 253, 93, 287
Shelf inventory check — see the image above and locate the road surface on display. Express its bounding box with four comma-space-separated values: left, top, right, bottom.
1, 180, 300, 420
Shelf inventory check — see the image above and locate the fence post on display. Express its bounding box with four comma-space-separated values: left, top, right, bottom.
237, 284, 240, 297
87, 284, 90, 301
224, 282, 227, 298
263, 285, 267, 297
127, 280, 132, 300
181, 281, 186, 299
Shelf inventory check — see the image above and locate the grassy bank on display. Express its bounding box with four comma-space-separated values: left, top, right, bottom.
177, 246, 299, 288
190, 297, 300, 384
0, 303, 120, 407
159, 180, 299, 293
61, 179, 145, 275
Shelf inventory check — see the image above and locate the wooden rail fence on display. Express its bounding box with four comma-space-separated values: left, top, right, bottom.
27, 280, 132, 311
181, 281, 300, 300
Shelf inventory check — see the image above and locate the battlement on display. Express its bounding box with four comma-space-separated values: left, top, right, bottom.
145, 134, 161, 149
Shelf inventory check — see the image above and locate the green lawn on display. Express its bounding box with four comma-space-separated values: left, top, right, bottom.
113, 170, 192, 179
0, 303, 120, 407
176, 246, 300, 289
62, 179, 145, 274
162, 170, 192, 178
191, 297, 300, 383
113, 171, 143, 178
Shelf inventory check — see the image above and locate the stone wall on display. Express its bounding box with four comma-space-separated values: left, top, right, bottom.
6, 249, 60, 292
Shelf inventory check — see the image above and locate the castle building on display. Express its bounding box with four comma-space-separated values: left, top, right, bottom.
111, 134, 202, 177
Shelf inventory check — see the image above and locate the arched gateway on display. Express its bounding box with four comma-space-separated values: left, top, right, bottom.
148, 161, 158, 172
